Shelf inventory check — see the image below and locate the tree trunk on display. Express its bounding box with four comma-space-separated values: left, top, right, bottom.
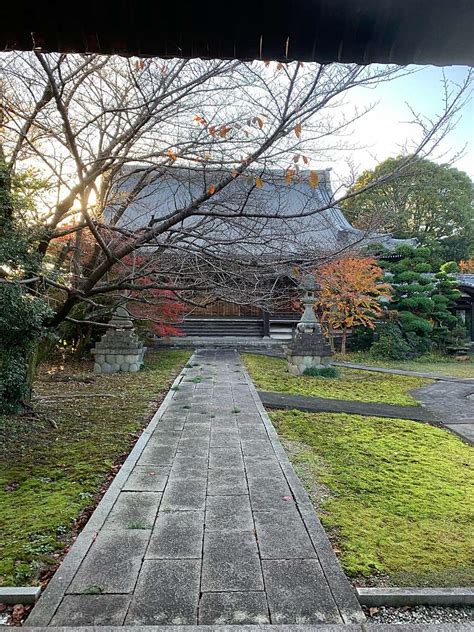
25, 338, 56, 405
74, 325, 93, 358
341, 328, 348, 355
329, 331, 335, 352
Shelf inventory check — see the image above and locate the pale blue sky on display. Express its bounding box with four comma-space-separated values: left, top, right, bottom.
321, 65, 473, 188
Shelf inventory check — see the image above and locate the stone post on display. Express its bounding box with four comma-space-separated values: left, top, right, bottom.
91, 307, 146, 374
286, 274, 332, 375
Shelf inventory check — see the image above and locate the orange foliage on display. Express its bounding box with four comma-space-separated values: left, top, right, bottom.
316, 256, 392, 354
459, 259, 474, 273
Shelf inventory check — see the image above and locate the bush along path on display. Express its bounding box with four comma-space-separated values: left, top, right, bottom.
26, 350, 363, 626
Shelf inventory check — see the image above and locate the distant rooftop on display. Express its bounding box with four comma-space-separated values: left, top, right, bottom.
2, 0, 473, 65
107, 166, 412, 255
456, 274, 474, 289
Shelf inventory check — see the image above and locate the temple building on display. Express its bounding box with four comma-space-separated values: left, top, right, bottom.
108, 167, 414, 343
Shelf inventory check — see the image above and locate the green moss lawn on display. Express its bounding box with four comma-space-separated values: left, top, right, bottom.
340, 352, 474, 379
0, 350, 190, 586
270, 409, 474, 586
242, 353, 431, 406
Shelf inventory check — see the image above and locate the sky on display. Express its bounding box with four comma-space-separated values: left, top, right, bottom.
321, 64, 473, 190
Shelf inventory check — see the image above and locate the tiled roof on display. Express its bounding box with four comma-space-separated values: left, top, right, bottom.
456, 274, 474, 289
107, 167, 412, 256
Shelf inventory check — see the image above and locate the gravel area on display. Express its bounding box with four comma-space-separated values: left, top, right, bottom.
364, 604, 473, 625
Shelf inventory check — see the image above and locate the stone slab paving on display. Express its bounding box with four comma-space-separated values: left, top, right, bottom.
27, 350, 363, 627
413, 381, 474, 445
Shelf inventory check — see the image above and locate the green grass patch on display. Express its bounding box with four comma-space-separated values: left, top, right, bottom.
340, 352, 474, 379
270, 409, 474, 586
0, 350, 190, 586
242, 353, 430, 406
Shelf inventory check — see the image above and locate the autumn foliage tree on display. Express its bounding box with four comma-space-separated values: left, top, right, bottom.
121, 255, 186, 337
315, 257, 391, 354
459, 259, 474, 273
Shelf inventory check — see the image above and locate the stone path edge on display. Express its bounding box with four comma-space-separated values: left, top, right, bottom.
0, 586, 41, 604
356, 587, 474, 607
438, 424, 474, 446
240, 358, 364, 625
257, 391, 432, 422
332, 361, 474, 384
18, 622, 474, 631
25, 355, 196, 627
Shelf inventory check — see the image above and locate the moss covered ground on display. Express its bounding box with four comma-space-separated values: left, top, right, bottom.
270, 409, 474, 586
0, 350, 190, 586
339, 352, 474, 379
242, 353, 430, 406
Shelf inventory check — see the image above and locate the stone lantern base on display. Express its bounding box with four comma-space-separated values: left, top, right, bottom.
91, 308, 146, 374
286, 329, 333, 376
91, 342, 146, 374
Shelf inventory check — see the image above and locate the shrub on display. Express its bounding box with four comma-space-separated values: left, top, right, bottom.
441, 261, 459, 274
348, 326, 375, 351
0, 163, 52, 412
404, 331, 433, 356
370, 323, 413, 360
303, 366, 341, 378
380, 245, 463, 354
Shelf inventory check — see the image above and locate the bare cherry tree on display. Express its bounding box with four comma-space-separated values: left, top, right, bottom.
1, 52, 471, 332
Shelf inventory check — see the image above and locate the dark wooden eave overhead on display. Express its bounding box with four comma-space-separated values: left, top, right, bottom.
2, 0, 474, 66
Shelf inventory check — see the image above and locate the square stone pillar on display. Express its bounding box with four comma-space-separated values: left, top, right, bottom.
286, 327, 332, 375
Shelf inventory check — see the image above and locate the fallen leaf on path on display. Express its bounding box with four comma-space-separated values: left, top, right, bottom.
11, 604, 26, 625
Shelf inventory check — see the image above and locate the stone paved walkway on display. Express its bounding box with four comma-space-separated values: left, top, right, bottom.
413, 381, 474, 445
27, 350, 363, 627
